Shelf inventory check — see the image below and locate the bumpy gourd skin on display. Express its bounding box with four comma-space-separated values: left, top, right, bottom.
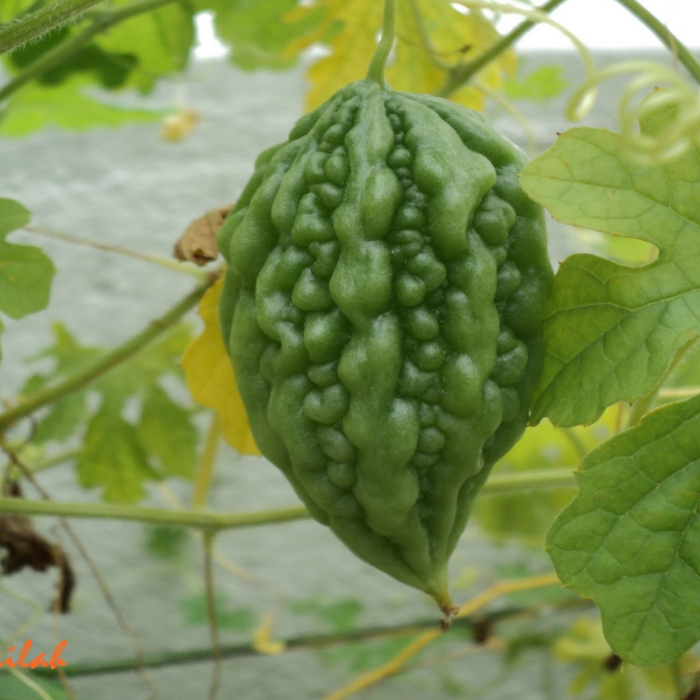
217, 79, 553, 606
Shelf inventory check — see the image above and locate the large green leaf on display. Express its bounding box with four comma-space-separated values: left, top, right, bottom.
0, 198, 54, 325
78, 400, 157, 503
7, 27, 138, 89
547, 393, 700, 666
22, 323, 198, 501
94, 0, 195, 93
137, 384, 197, 479
0, 77, 163, 136
521, 105, 700, 428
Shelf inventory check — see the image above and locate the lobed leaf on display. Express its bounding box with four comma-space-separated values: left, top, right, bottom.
93, 0, 195, 94
521, 106, 700, 427
0, 78, 163, 136
22, 322, 198, 501
282, 0, 513, 113
78, 401, 158, 503
547, 393, 700, 666
0, 197, 54, 321
200, 0, 322, 71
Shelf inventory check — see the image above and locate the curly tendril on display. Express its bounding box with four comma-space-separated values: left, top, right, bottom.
567, 61, 700, 165
454, 1, 700, 166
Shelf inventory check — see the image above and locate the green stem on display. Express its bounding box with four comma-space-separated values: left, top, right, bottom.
613, 0, 700, 87
437, 0, 568, 98
0, 0, 177, 103
626, 338, 698, 427
8, 448, 80, 481
0, 0, 106, 56
31, 601, 589, 677
25, 225, 206, 279
191, 415, 220, 510
0, 276, 214, 433
0, 468, 575, 527
0, 498, 309, 529
366, 0, 397, 87
202, 531, 221, 700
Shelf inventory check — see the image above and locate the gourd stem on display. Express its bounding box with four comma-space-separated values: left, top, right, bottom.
366, 0, 397, 87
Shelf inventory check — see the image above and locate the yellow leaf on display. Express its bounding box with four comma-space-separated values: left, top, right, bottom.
390, 1, 516, 112
160, 109, 201, 143
281, 0, 515, 113
289, 0, 382, 111
252, 613, 286, 655
181, 276, 260, 456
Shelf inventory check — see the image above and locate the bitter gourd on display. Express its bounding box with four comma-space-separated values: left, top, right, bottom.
216, 10, 552, 612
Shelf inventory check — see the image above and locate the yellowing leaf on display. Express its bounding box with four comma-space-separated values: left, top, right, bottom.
252, 613, 285, 655
181, 276, 260, 456
284, 0, 382, 111
388, 0, 515, 112
282, 0, 514, 112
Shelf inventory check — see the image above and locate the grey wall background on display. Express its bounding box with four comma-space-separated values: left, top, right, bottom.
0, 48, 691, 699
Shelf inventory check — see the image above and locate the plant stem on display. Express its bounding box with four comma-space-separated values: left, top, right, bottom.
0, 275, 215, 433
437, 0, 568, 98
7, 448, 80, 481
613, 0, 700, 87
0, 0, 106, 56
0, 498, 310, 529
30, 599, 588, 677
191, 414, 220, 510
25, 225, 206, 278
0, 467, 575, 527
626, 338, 698, 427
0, 0, 177, 103
203, 530, 221, 700
366, 0, 397, 87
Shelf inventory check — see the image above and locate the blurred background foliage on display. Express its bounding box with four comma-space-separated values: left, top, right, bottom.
2, 1, 698, 699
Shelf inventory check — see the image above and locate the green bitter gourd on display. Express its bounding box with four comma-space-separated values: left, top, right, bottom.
217, 2, 552, 615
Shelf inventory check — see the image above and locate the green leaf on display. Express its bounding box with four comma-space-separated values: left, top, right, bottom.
143, 524, 188, 560
547, 393, 700, 666
0, 196, 30, 237
180, 592, 256, 632
77, 402, 157, 502
521, 107, 700, 428
503, 65, 568, 103
33, 392, 87, 444
204, 0, 321, 70
0, 197, 54, 319
0, 77, 163, 136
31, 323, 102, 373
7, 27, 138, 89
290, 597, 363, 633
24, 323, 196, 499
98, 321, 192, 402
322, 637, 413, 672
137, 385, 197, 479
0, 672, 73, 700
94, 0, 195, 93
